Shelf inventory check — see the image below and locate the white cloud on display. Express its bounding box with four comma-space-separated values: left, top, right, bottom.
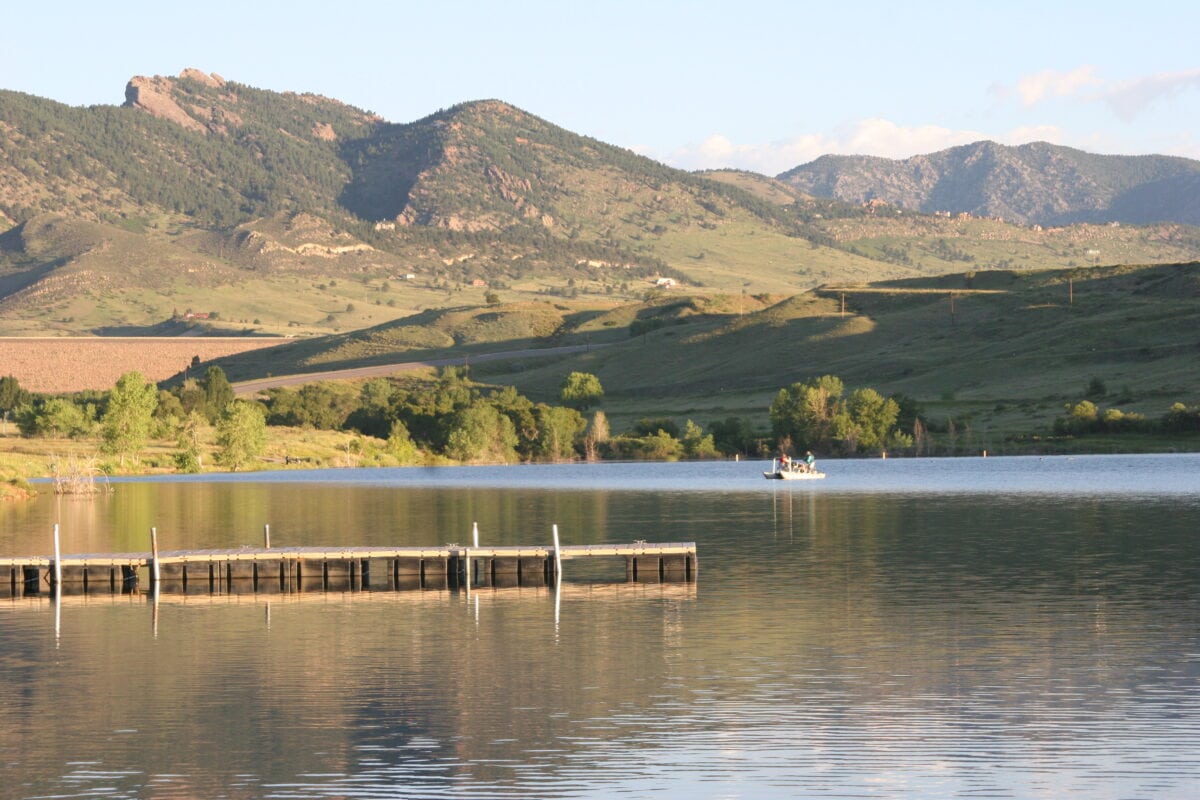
1001, 65, 1200, 121
1104, 68, 1200, 119
655, 120, 1082, 175
1013, 66, 1102, 107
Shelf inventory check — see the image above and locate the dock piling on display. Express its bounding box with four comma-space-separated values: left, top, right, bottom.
150, 527, 161, 585
552, 524, 563, 584
52, 524, 62, 588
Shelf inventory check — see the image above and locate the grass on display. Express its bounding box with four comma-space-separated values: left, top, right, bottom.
0, 424, 415, 483
462, 262, 1200, 448
193, 261, 1200, 456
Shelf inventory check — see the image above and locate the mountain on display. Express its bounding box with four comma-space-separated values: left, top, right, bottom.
2, 70, 1200, 341
778, 141, 1200, 226
1, 70, 915, 335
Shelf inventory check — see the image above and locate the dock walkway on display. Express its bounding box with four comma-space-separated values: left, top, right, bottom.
2, 541, 698, 596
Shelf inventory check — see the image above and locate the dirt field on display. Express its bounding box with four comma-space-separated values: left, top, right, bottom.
0, 337, 290, 393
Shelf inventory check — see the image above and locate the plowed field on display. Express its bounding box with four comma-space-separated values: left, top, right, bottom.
0, 338, 289, 393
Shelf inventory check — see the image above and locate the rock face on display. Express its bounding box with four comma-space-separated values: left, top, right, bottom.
179, 68, 224, 88
779, 141, 1200, 226
124, 73, 207, 133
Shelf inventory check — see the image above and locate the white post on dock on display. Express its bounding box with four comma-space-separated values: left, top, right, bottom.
264, 524, 271, 549
52, 523, 62, 588
469, 521, 480, 585
150, 527, 161, 585
552, 524, 563, 584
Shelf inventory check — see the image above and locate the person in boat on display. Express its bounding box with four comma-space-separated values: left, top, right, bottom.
804, 451, 816, 473
779, 452, 792, 472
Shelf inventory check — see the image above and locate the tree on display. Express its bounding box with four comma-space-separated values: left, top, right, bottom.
769, 375, 846, 451
560, 371, 604, 410
215, 401, 267, 471
709, 416, 758, 456
489, 386, 539, 458
17, 397, 95, 438
681, 419, 720, 459
583, 410, 610, 461
0, 375, 28, 434
843, 388, 900, 453
345, 378, 397, 438
534, 404, 586, 461
175, 411, 207, 473
445, 401, 519, 463
0, 375, 28, 415
202, 366, 235, 421
386, 419, 420, 464
266, 383, 357, 429
633, 417, 680, 438
626, 429, 685, 461
101, 371, 159, 465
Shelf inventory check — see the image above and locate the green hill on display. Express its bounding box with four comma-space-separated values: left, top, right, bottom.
200, 261, 1200, 449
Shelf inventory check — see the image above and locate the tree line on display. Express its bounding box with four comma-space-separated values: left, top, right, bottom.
17, 367, 1191, 476
1, 368, 757, 474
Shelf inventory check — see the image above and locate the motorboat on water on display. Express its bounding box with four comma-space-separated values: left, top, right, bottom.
763, 458, 825, 480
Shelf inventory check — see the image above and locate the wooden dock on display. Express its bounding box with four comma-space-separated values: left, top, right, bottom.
1, 541, 698, 597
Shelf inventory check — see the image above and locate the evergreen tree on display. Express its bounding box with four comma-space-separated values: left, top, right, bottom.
202, 366, 235, 421
0, 375, 28, 415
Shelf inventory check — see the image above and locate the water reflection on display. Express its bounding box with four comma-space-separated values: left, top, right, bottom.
2, 459, 1199, 798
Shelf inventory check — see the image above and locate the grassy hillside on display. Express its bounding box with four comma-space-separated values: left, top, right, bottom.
197, 261, 1200, 451
470, 262, 1200, 446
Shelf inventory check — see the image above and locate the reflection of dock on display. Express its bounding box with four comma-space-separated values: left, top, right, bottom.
3, 579, 698, 608
1, 542, 698, 598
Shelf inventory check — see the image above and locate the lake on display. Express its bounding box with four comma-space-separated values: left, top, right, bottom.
2, 454, 1199, 799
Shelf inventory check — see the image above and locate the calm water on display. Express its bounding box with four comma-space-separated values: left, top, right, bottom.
2, 455, 1199, 799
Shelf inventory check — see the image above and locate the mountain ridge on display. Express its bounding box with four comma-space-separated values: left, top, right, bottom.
2, 70, 1200, 339
778, 140, 1200, 226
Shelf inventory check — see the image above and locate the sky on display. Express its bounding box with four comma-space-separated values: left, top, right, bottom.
3, 0, 1199, 175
